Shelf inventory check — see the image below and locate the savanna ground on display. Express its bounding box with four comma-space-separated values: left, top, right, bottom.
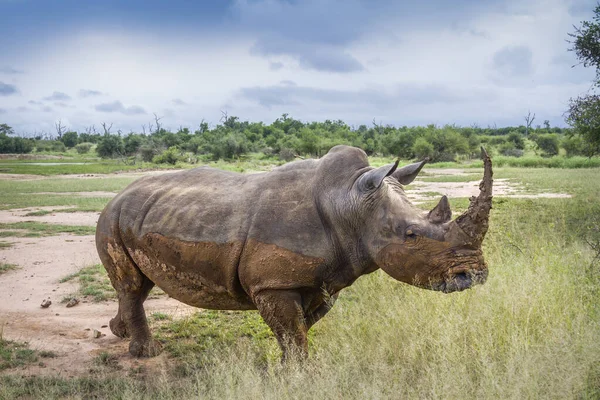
0, 156, 598, 399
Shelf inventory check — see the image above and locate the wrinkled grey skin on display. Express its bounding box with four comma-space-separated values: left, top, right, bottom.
96, 145, 493, 359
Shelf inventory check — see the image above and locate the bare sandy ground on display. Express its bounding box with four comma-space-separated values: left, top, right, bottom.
0, 207, 102, 226
0, 167, 571, 377
0, 234, 195, 376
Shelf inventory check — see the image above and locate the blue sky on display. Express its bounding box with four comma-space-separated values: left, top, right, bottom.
0, 0, 597, 134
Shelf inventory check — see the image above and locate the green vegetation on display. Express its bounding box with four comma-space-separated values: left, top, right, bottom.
0, 339, 38, 370
0, 241, 13, 249
60, 264, 164, 302
1, 113, 597, 169
60, 264, 116, 302
0, 222, 95, 237
567, 4, 600, 156
0, 177, 132, 210
0, 263, 17, 274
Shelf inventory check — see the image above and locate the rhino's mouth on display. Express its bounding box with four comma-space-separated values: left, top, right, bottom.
431, 269, 488, 293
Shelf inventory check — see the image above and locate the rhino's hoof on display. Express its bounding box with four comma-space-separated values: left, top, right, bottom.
109, 317, 129, 338
129, 339, 163, 358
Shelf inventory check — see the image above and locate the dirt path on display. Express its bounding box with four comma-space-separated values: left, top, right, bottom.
0, 207, 102, 226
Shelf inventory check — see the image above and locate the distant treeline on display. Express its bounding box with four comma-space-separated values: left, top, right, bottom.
0, 116, 591, 163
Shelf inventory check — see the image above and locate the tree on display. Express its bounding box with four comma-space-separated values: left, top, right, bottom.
61, 131, 78, 148
96, 134, 124, 158
524, 110, 535, 136
566, 5, 600, 155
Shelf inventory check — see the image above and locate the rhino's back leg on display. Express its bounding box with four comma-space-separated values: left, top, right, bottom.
96, 210, 162, 357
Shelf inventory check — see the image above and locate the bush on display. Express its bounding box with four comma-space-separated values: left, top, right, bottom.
278, 148, 296, 161
35, 140, 65, 153
75, 142, 92, 154
507, 132, 525, 149
61, 131, 78, 148
123, 134, 144, 156
413, 137, 434, 160
562, 136, 586, 157
153, 146, 180, 164
140, 145, 158, 162
96, 134, 124, 159
0, 133, 34, 154
533, 134, 560, 157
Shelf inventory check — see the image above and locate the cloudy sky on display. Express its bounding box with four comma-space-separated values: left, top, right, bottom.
0, 0, 597, 134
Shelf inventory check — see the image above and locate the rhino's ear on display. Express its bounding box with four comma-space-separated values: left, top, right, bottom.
428, 195, 452, 224
358, 160, 399, 192
391, 159, 427, 185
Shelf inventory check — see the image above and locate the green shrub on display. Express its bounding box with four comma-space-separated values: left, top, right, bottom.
278, 148, 296, 161
412, 137, 435, 160
562, 136, 586, 157
60, 131, 78, 148
533, 134, 560, 156
153, 146, 180, 164
140, 145, 158, 162
96, 134, 124, 159
34, 140, 65, 153
507, 132, 525, 149
74, 142, 92, 154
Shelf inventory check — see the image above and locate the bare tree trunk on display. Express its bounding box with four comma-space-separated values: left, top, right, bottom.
524, 110, 535, 136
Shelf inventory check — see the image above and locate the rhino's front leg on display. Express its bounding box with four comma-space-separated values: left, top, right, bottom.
254, 290, 308, 362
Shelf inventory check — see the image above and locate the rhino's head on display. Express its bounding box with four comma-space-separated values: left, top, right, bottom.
355, 149, 493, 293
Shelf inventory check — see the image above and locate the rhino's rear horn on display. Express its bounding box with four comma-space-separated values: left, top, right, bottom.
428, 195, 452, 224
454, 147, 493, 245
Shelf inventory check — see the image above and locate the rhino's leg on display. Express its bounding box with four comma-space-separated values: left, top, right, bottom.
100, 239, 162, 357
117, 278, 163, 358
254, 290, 308, 362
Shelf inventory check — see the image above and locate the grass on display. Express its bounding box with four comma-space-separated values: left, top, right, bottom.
0, 263, 17, 274
60, 264, 165, 302
0, 339, 38, 371
0, 159, 183, 176
418, 173, 481, 182
0, 222, 96, 237
0, 163, 599, 398
0, 241, 14, 249
60, 264, 116, 302
0, 176, 134, 211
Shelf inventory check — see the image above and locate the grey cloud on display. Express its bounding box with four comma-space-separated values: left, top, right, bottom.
172, 98, 186, 106
0, 108, 5, 114
43, 91, 72, 101
234, 1, 370, 72
252, 38, 364, 73
54, 102, 73, 108
0, 66, 24, 74
269, 61, 284, 71
16, 106, 30, 112
238, 81, 465, 110
28, 100, 42, 105
42, 106, 53, 112
79, 89, 104, 98
0, 81, 17, 96
95, 101, 146, 115
492, 45, 533, 78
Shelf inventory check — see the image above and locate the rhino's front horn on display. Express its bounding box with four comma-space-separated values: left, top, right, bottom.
453, 147, 493, 246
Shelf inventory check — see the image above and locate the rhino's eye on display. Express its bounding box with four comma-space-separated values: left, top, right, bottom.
406, 229, 417, 238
